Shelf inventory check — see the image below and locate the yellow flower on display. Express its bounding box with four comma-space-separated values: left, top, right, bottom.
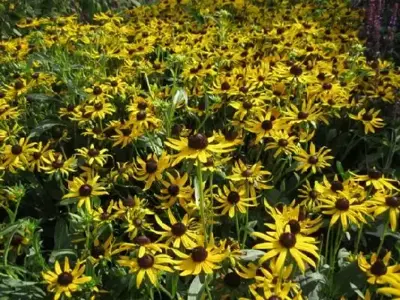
1, 137, 36, 173
133, 152, 171, 190
293, 142, 333, 174
369, 190, 400, 231
165, 133, 236, 166
42, 257, 92, 300
214, 182, 256, 218
349, 108, 385, 134
252, 224, 319, 273
174, 236, 226, 276
76, 144, 110, 166
317, 191, 369, 230
156, 170, 193, 209
358, 252, 400, 286
154, 209, 200, 249
117, 253, 174, 288
63, 175, 108, 212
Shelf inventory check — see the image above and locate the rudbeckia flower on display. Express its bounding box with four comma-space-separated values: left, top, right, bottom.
349, 108, 385, 134
294, 142, 333, 174
42, 257, 92, 300
165, 133, 236, 166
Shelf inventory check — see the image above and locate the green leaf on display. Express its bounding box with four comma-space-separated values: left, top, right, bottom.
28, 119, 67, 138
48, 249, 77, 264
240, 249, 265, 261
188, 276, 203, 300
54, 219, 70, 250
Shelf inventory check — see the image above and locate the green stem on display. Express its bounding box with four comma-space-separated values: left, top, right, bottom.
241, 181, 250, 247
209, 173, 214, 234
354, 223, 364, 255
377, 216, 390, 255
286, 172, 312, 195
235, 212, 240, 244
196, 160, 208, 246
158, 284, 173, 299
324, 225, 331, 262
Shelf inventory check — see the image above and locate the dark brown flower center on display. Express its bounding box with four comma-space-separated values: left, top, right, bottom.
94, 102, 103, 111
188, 133, 208, 150
308, 155, 318, 164
335, 198, 350, 211
134, 235, 151, 246
168, 184, 180, 196
221, 82, 231, 91
137, 102, 148, 110
52, 160, 64, 169
33, 152, 41, 160
14, 80, 24, 90
88, 148, 99, 157
297, 111, 309, 119
227, 191, 240, 204
67, 104, 75, 112
368, 170, 382, 179
224, 272, 241, 288
223, 128, 238, 141
111, 80, 118, 87
145, 159, 158, 173
330, 181, 344, 192
288, 220, 301, 234
385, 196, 400, 207
57, 272, 73, 286
279, 232, 296, 248
322, 83, 332, 90
290, 66, 303, 76
137, 254, 154, 269
309, 190, 318, 199
171, 222, 187, 236
11, 233, 24, 246
261, 120, 273, 130
370, 260, 387, 276
123, 196, 135, 207
191, 246, 208, 262
243, 101, 253, 109
79, 184, 92, 197
278, 139, 288, 147
93, 86, 103, 95
241, 169, 253, 177
362, 113, 373, 121
11, 144, 23, 155
91, 245, 105, 258
136, 110, 146, 120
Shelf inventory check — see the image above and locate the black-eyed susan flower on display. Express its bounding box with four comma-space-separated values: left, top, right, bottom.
117, 253, 174, 288
264, 130, 299, 157
63, 175, 108, 212
76, 144, 110, 167
89, 234, 114, 264
154, 209, 200, 249
214, 182, 256, 218
245, 111, 286, 144
42, 152, 77, 178
1, 137, 36, 173
293, 142, 333, 174
349, 108, 385, 134
317, 191, 369, 230
358, 251, 400, 286
42, 257, 92, 300
298, 180, 322, 211
133, 152, 170, 190
155, 170, 193, 208
165, 133, 236, 166
377, 280, 400, 299
124, 208, 154, 239
252, 224, 319, 273
350, 169, 398, 191
227, 159, 271, 198
174, 236, 226, 276
282, 100, 329, 125
264, 202, 322, 236
369, 191, 400, 231
28, 141, 53, 172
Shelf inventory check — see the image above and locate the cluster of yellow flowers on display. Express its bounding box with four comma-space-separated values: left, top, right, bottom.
1, 0, 399, 299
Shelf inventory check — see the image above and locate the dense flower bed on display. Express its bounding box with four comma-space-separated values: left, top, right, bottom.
0, 0, 400, 299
